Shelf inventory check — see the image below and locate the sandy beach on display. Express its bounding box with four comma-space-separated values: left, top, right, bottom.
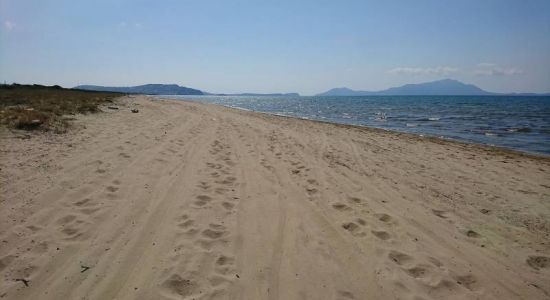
1, 95, 549, 300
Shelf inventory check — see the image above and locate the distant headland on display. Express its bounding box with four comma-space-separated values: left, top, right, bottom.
317, 79, 550, 96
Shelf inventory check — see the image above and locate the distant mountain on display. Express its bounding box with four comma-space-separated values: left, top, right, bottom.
74, 84, 204, 95
212, 92, 300, 97
317, 79, 494, 96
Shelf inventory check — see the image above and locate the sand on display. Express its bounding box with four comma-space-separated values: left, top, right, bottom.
1, 95, 549, 300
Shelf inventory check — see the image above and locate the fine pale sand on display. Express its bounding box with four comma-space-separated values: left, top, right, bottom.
1, 96, 549, 300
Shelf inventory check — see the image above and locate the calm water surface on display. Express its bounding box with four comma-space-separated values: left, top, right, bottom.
163, 95, 550, 156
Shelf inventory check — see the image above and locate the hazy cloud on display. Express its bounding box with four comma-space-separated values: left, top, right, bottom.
473, 63, 524, 76
387, 66, 459, 76
118, 21, 142, 30
3, 20, 16, 31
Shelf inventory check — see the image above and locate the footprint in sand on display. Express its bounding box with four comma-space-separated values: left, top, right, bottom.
209, 275, 232, 287
526, 255, 549, 270
427, 256, 443, 268
209, 223, 226, 230
452, 274, 478, 291
202, 228, 225, 239
61, 227, 81, 239
332, 203, 351, 211
371, 230, 391, 240
56, 215, 77, 225
0, 255, 16, 271
306, 187, 318, 195
31, 241, 49, 254
80, 207, 101, 215
336, 290, 355, 299
388, 250, 414, 266
348, 196, 362, 204
194, 195, 212, 206
342, 222, 365, 236
74, 198, 93, 207
432, 209, 449, 219
119, 152, 131, 158
26, 225, 42, 232
307, 179, 318, 185
465, 230, 481, 238
375, 213, 393, 223
106, 186, 119, 193
178, 219, 195, 229
197, 182, 211, 190
404, 265, 431, 278
216, 255, 234, 267
215, 255, 236, 275
219, 177, 237, 185
222, 202, 234, 210
215, 187, 229, 194
162, 274, 197, 297
356, 218, 366, 226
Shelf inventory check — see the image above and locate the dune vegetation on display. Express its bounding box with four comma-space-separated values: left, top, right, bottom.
0, 84, 122, 133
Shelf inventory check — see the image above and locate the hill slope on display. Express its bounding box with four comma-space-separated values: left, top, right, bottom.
75, 84, 204, 95
317, 79, 493, 96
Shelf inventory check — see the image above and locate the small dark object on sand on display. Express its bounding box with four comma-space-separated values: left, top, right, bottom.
80, 265, 91, 273
107, 106, 119, 110
15, 278, 30, 287
480, 209, 490, 214
131, 109, 139, 113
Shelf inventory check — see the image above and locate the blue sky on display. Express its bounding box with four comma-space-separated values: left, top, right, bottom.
1, 0, 549, 95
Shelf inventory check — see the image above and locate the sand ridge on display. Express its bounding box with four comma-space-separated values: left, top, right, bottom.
0, 96, 549, 299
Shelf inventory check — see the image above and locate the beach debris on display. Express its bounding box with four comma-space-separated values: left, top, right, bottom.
479, 209, 490, 214
107, 106, 119, 110
80, 265, 91, 273
15, 278, 30, 287
131, 109, 139, 113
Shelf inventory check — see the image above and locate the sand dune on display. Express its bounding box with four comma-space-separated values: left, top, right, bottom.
1, 96, 549, 299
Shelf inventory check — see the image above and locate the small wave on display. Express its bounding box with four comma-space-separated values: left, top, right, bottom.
342, 113, 352, 119
229, 106, 252, 112
484, 132, 499, 137
417, 117, 440, 121
506, 127, 531, 133
406, 123, 418, 127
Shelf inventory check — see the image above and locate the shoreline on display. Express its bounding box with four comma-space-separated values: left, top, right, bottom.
1, 95, 549, 299
160, 96, 550, 161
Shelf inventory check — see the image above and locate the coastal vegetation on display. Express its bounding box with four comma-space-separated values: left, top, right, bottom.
0, 84, 122, 133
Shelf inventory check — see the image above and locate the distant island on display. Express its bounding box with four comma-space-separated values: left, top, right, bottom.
211, 93, 300, 97
317, 79, 550, 96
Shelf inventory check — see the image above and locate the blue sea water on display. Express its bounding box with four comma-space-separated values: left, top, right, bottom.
163, 95, 550, 156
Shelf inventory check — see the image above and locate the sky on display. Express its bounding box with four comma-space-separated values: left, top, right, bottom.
1, 0, 549, 95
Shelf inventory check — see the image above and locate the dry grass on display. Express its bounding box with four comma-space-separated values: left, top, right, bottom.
0, 84, 122, 133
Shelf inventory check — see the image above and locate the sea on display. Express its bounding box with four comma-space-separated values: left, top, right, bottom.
162, 95, 550, 156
